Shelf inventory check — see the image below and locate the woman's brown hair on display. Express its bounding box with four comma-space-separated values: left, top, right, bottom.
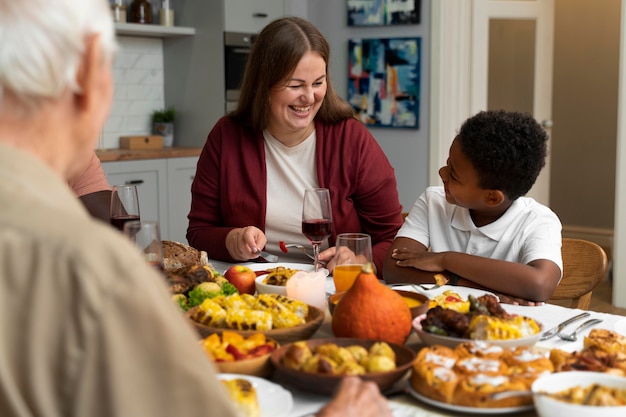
232, 16, 355, 130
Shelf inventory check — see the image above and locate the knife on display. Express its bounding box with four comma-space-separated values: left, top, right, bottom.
539, 312, 590, 341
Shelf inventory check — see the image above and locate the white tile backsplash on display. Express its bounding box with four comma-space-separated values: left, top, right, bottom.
99, 36, 165, 149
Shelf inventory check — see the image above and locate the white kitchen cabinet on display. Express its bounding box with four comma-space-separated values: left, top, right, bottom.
166, 156, 199, 244
224, 0, 289, 33
102, 159, 169, 239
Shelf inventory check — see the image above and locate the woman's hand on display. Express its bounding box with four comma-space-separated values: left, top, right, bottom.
316, 377, 392, 417
225, 226, 267, 261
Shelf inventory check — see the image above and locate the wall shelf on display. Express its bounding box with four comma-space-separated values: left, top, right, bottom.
114, 22, 195, 38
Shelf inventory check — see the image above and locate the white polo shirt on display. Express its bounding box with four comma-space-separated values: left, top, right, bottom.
397, 186, 563, 274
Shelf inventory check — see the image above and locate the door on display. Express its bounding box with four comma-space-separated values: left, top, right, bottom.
472, 0, 555, 205
429, 0, 554, 206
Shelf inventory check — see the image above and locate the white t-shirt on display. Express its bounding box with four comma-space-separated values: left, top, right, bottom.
397, 186, 563, 274
263, 129, 329, 262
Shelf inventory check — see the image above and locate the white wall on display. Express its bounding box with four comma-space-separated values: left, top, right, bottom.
307, 0, 432, 210
100, 36, 166, 149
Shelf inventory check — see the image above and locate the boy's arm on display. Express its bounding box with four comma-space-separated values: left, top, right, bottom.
382, 237, 454, 284
390, 248, 561, 302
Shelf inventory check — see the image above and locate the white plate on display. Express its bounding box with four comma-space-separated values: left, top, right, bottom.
218, 373, 293, 417
614, 317, 626, 336
406, 384, 533, 414
391, 284, 498, 301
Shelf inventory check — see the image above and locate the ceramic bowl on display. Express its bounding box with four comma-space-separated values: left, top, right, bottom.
328, 289, 429, 319
532, 371, 626, 417
270, 337, 416, 395
255, 268, 329, 296
412, 315, 542, 349
186, 304, 325, 345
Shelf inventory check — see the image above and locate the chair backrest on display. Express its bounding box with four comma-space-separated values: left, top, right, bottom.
548, 238, 608, 310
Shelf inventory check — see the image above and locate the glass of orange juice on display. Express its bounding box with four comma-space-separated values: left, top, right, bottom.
332, 233, 372, 293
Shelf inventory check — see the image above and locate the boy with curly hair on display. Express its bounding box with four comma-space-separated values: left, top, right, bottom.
383, 110, 562, 304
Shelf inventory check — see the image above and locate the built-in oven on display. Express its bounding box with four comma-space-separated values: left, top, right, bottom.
224, 31, 256, 112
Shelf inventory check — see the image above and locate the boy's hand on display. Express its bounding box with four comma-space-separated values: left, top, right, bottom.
494, 292, 544, 306
391, 247, 444, 271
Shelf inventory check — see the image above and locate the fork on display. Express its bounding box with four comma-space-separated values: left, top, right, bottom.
557, 318, 603, 341
388, 282, 446, 291
279, 242, 327, 266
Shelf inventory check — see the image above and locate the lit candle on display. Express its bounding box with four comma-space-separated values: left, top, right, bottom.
286, 270, 327, 310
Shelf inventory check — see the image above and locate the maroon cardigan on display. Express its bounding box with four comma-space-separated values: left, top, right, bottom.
187, 116, 404, 275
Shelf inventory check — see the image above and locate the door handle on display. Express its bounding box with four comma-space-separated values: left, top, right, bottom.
541, 119, 553, 128
125, 180, 144, 185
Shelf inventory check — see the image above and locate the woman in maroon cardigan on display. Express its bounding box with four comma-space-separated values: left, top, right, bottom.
187, 17, 403, 276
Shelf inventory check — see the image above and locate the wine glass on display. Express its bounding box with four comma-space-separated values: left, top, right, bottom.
301, 188, 333, 272
110, 184, 140, 231
123, 220, 164, 272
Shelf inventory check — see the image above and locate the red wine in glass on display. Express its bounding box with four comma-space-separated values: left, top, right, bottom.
302, 188, 333, 271
302, 219, 333, 243
110, 214, 141, 231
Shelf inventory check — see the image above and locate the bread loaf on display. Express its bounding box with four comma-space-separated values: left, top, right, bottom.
162, 240, 208, 271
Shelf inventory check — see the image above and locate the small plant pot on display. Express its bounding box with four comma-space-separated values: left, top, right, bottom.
154, 122, 174, 147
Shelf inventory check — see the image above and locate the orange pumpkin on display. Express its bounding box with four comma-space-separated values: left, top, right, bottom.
331, 263, 413, 345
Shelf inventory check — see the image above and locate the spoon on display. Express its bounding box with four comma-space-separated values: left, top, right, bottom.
557, 318, 603, 341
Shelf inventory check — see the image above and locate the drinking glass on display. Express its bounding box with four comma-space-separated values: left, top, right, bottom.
301, 188, 333, 272
110, 184, 140, 231
123, 220, 164, 271
333, 233, 372, 293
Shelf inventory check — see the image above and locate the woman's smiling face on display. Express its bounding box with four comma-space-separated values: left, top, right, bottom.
267, 51, 327, 143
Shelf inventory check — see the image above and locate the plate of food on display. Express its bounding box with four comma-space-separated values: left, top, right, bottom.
408, 342, 549, 414
407, 385, 534, 414
270, 337, 416, 395
218, 373, 293, 417
413, 292, 542, 349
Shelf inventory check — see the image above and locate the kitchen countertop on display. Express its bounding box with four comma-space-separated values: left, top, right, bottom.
96, 147, 202, 162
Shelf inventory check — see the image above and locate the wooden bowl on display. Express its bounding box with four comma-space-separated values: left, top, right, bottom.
328, 290, 428, 319
200, 334, 279, 378
270, 337, 416, 395
186, 305, 325, 345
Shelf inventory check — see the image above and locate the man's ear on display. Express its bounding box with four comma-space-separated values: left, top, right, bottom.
74, 34, 102, 112
484, 189, 506, 207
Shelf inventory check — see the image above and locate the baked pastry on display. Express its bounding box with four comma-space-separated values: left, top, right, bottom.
455, 341, 504, 359
162, 240, 208, 271
221, 378, 260, 417
412, 342, 541, 408
452, 373, 528, 408
412, 345, 460, 403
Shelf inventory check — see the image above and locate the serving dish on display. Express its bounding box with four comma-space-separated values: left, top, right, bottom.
270, 337, 416, 395
186, 304, 324, 345
412, 315, 543, 349
201, 333, 279, 378
532, 371, 626, 417
407, 384, 533, 415
218, 373, 293, 417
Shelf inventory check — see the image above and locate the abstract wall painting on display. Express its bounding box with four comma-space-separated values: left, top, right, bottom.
348, 37, 421, 129
347, 0, 421, 26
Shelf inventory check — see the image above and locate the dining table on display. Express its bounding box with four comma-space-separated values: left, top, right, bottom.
207, 259, 626, 417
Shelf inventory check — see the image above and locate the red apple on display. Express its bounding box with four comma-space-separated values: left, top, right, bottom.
224, 265, 257, 295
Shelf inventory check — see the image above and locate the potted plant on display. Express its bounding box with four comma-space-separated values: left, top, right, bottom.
152, 106, 175, 147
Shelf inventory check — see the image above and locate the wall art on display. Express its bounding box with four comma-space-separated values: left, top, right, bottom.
348, 37, 421, 129
347, 0, 421, 26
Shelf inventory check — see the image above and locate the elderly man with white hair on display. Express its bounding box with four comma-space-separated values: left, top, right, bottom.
0, 1, 393, 417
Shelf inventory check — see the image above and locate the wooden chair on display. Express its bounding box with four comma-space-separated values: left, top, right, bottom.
548, 238, 608, 310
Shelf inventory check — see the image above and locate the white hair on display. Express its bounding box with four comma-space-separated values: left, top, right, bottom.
0, 0, 118, 112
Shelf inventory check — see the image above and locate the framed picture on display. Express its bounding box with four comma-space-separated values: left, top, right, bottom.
348, 37, 421, 129
347, 0, 421, 26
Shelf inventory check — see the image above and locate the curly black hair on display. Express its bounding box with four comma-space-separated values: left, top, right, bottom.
457, 110, 548, 200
